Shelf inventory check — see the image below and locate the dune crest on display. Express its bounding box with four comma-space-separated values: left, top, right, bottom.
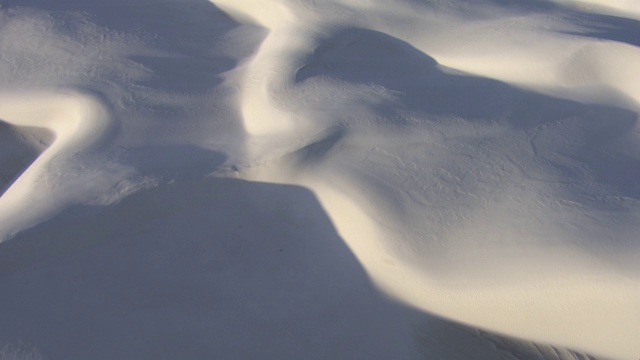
0, 91, 118, 239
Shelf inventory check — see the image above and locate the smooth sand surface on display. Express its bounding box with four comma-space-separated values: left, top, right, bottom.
1, 0, 639, 359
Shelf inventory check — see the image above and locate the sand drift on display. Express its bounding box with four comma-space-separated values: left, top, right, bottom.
0, 0, 639, 359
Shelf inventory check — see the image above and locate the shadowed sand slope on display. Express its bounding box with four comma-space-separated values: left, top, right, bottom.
0, 121, 53, 196
244, 21, 640, 359
0, 179, 412, 359
0, 178, 600, 360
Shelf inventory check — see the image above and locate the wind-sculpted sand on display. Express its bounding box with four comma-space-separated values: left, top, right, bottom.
0, 0, 639, 359
0, 92, 113, 239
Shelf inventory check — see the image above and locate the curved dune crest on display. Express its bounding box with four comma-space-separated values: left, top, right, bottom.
231, 6, 640, 358
213, 0, 300, 137
0, 91, 113, 239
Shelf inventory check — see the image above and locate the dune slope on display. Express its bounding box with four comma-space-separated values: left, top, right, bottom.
0, 0, 639, 359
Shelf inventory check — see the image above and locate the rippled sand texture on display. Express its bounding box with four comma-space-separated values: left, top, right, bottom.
1, 0, 639, 359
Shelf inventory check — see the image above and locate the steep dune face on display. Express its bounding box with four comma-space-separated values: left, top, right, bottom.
0, 0, 639, 359
221, 2, 640, 356
0, 122, 53, 196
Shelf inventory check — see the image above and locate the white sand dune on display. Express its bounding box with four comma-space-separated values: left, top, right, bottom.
0, 91, 114, 239
1, 0, 639, 359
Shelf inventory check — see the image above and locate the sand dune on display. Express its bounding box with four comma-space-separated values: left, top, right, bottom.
0, 92, 113, 239
1, 0, 639, 359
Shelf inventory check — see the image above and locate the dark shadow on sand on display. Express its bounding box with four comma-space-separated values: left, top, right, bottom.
0, 121, 54, 197
0, 175, 601, 360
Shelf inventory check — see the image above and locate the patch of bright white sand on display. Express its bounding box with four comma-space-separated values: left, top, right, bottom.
1, 0, 639, 359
